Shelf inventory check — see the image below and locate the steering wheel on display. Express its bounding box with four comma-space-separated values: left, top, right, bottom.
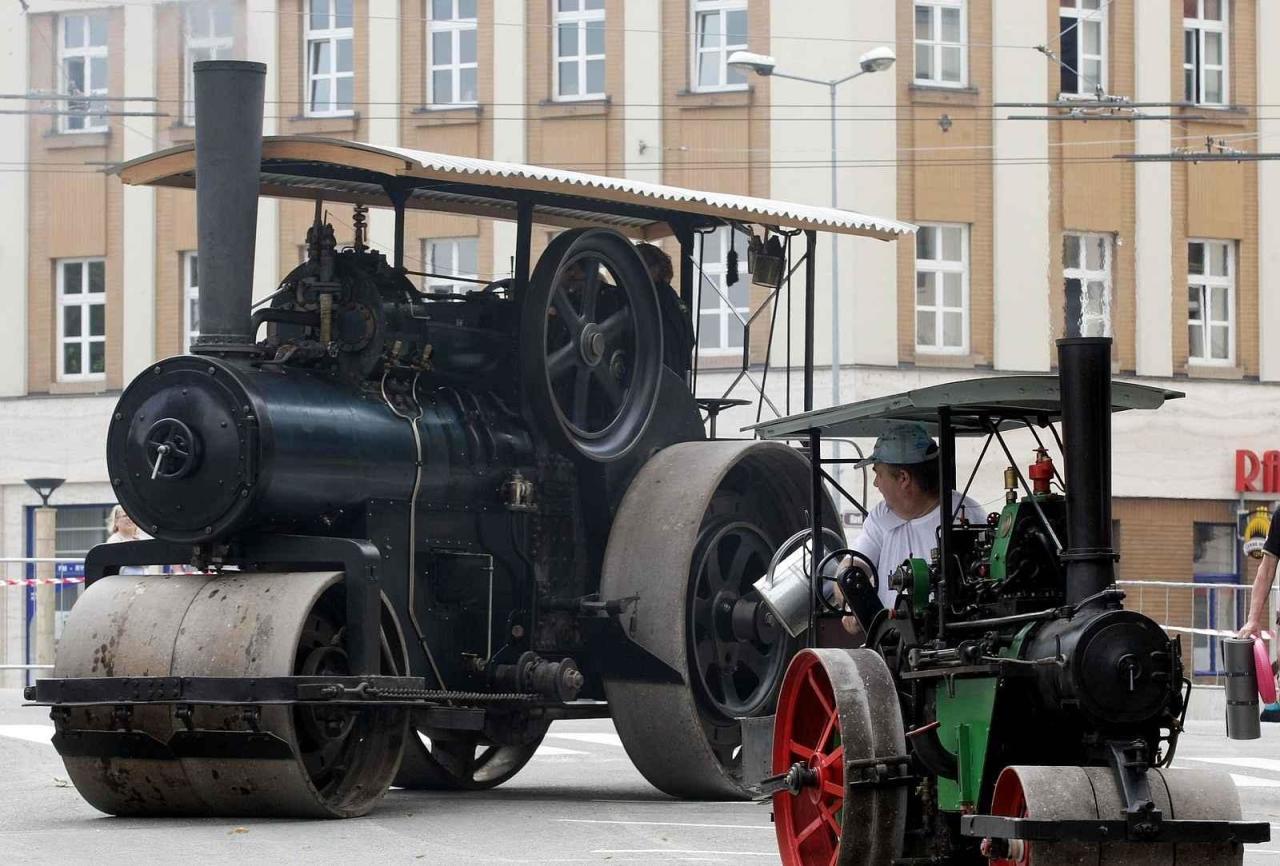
520, 229, 663, 462
814, 547, 879, 616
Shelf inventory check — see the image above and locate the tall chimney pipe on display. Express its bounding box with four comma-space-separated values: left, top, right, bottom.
192, 60, 266, 354
1057, 337, 1118, 606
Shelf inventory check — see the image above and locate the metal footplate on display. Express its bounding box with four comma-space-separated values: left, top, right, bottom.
960, 814, 1271, 845
25, 675, 539, 706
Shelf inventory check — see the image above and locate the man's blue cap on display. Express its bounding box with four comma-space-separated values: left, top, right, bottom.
853, 421, 938, 469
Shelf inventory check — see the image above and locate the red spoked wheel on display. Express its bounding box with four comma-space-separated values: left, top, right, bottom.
772, 648, 906, 866
987, 766, 1099, 866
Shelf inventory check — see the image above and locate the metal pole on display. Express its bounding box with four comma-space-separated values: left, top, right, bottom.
829, 82, 840, 410
33, 507, 56, 672
803, 230, 817, 411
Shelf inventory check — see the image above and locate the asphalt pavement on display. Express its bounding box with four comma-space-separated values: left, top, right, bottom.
2, 688, 1280, 864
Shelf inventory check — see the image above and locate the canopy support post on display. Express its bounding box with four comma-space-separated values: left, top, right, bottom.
808, 428, 823, 645
382, 182, 409, 271
804, 230, 817, 412
937, 406, 955, 641
513, 198, 533, 295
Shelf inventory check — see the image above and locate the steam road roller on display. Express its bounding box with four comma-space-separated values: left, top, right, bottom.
25, 61, 915, 816
745, 337, 1270, 863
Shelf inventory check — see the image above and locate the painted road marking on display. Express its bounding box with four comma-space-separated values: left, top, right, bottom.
1182, 756, 1280, 774
591, 851, 776, 858
1232, 774, 1280, 789
0, 725, 53, 744
546, 732, 624, 747
559, 819, 772, 830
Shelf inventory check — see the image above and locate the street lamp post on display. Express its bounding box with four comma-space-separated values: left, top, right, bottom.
729, 47, 896, 409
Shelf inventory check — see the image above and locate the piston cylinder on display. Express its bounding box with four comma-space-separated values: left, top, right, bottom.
1223, 637, 1262, 740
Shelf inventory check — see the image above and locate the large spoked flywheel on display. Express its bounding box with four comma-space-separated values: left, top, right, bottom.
772, 648, 908, 866
602, 441, 840, 799
52, 572, 407, 818
521, 229, 664, 462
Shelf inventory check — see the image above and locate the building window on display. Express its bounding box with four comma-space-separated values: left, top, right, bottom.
305, 0, 354, 116
553, 0, 605, 100
695, 228, 748, 356
1184, 0, 1227, 105
183, 1, 235, 125
1191, 522, 1239, 676
57, 258, 106, 382
1188, 239, 1234, 364
183, 252, 200, 351
428, 0, 478, 106
1058, 0, 1106, 96
58, 13, 109, 133
423, 237, 479, 295
692, 0, 748, 92
914, 224, 968, 353
1063, 232, 1112, 338
913, 0, 965, 87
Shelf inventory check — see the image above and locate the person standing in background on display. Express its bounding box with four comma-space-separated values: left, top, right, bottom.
106, 505, 155, 575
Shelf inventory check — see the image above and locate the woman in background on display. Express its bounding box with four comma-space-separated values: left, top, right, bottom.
106, 505, 153, 575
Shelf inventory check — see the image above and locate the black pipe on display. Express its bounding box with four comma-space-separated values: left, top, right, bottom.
192, 60, 266, 354
1057, 337, 1117, 606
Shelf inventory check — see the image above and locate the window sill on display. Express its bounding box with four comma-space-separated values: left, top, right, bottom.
913, 351, 984, 369
1184, 362, 1243, 380
286, 113, 361, 134
411, 105, 482, 127
47, 379, 110, 396
42, 130, 111, 150
534, 97, 612, 119
168, 123, 196, 144
1176, 102, 1250, 126
675, 87, 754, 110
908, 83, 980, 106
695, 354, 745, 370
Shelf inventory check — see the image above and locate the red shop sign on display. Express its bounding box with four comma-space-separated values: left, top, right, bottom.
1237, 449, 1280, 493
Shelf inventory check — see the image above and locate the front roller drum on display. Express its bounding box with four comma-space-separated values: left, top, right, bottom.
988, 765, 1243, 865
772, 648, 908, 866
51, 572, 407, 818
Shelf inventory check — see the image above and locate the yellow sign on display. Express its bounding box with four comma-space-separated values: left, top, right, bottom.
1242, 505, 1272, 559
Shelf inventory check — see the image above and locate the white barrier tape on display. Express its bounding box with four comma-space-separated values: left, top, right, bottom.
0, 577, 85, 587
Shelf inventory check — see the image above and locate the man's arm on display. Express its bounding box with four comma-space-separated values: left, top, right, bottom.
1238, 554, 1278, 638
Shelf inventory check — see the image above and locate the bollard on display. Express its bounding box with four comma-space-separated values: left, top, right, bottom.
1223, 637, 1262, 740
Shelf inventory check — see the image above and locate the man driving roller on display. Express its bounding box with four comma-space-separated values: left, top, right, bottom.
841, 422, 986, 620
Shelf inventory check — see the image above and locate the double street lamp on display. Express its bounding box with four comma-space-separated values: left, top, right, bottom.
729, 46, 896, 408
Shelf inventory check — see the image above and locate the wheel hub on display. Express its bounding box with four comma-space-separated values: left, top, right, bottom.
579, 324, 606, 366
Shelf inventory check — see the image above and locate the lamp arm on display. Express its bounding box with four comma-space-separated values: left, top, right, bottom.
766, 70, 836, 87
831, 68, 869, 88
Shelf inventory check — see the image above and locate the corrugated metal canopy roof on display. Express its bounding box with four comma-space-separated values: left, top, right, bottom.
748, 376, 1183, 440
117, 136, 915, 241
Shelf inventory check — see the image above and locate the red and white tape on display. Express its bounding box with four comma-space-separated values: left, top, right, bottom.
1, 577, 85, 587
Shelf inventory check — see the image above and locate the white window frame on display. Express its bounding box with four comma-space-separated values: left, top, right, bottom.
693, 228, 748, 358
913, 0, 966, 88
183, 251, 200, 351
914, 223, 969, 355
1058, 0, 1107, 97
553, 0, 606, 101
1183, 0, 1228, 106
183, 1, 236, 125
58, 13, 109, 133
422, 237, 479, 295
690, 0, 748, 94
57, 258, 107, 382
305, 0, 355, 117
1187, 238, 1235, 366
1062, 231, 1114, 339
427, 0, 478, 107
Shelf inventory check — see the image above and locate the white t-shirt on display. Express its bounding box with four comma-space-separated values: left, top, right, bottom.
850, 492, 987, 608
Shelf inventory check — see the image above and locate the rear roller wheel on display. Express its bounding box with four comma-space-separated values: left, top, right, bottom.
395, 717, 549, 791
52, 572, 407, 818
772, 648, 907, 866
602, 441, 837, 799
988, 765, 1243, 865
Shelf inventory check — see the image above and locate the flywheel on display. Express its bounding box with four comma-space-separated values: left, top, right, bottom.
520, 228, 664, 462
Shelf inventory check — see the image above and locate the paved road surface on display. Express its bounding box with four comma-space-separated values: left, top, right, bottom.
2, 689, 1279, 864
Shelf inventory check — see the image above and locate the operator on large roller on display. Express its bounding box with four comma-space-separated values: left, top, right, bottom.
836, 421, 985, 633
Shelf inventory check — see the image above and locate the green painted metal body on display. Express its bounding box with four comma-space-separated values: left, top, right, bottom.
933, 624, 1037, 812
987, 498, 1020, 583
907, 557, 930, 610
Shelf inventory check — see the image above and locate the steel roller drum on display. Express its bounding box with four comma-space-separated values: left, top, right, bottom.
52, 572, 407, 818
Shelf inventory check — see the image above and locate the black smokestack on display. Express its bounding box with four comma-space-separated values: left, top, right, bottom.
1057, 337, 1117, 606
192, 60, 266, 354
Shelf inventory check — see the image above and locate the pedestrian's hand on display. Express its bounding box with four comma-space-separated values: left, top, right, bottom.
1238, 619, 1261, 639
